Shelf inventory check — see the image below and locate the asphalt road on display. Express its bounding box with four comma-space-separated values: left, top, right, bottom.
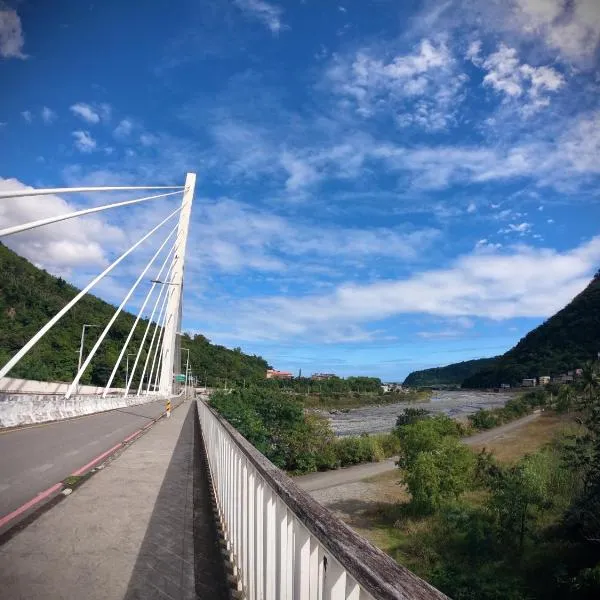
295, 411, 541, 492
0, 399, 170, 520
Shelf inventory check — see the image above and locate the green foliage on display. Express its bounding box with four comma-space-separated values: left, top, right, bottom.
209, 386, 400, 473
392, 388, 600, 600
394, 407, 430, 428
396, 415, 474, 513
468, 389, 552, 431
403, 356, 500, 387
0, 243, 269, 386
462, 275, 600, 388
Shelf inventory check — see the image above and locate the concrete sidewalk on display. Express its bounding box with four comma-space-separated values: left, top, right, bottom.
0, 401, 230, 600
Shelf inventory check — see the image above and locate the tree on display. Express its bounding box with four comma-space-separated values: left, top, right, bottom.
580, 361, 599, 404
397, 416, 474, 513
488, 457, 549, 553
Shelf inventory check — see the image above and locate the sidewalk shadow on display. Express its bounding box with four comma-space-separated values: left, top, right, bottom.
124, 403, 229, 599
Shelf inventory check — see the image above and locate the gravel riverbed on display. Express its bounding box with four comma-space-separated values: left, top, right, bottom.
325, 390, 515, 436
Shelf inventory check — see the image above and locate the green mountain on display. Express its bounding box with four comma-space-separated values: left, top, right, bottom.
0, 243, 269, 387
405, 271, 600, 389
403, 357, 499, 387
462, 271, 600, 388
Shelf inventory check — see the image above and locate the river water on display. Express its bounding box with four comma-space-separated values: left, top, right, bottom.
326, 390, 515, 436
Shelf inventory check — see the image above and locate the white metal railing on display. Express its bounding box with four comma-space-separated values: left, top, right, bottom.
198, 400, 449, 600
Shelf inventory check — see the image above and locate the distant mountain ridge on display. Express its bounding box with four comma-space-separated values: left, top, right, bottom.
403, 357, 499, 387
404, 271, 600, 388
0, 243, 270, 387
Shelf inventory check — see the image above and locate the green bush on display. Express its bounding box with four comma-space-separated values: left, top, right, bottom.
469, 409, 501, 430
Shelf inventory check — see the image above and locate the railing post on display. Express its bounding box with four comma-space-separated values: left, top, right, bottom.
264, 490, 277, 599
276, 498, 290, 599
294, 522, 310, 599
324, 558, 346, 600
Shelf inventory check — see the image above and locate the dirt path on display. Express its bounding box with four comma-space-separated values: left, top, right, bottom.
294, 411, 541, 492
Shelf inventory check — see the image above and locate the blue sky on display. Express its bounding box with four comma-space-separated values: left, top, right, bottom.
1, 0, 599, 381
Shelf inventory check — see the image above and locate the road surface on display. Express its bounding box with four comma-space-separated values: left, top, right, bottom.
0, 398, 170, 520
295, 411, 541, 492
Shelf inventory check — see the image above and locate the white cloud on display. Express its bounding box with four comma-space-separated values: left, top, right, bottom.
467, 202, 477, 213
140, 133, 157, 146
280, 152, 320, 192
0, 8, 26, 59
512, 0, 600, 64
41, 107, 56, 124
234, 0, 284, 34
500, 222, 532, 234
21, 110, 32, 123
0, 177, 125, 274
114, 119, 133, 138
189, 198, 441, 273
232, 236, 600, 340
474, 43, 565, 116
465, 39, 482, 62
70, 102, 111, 124
327, 38, 466, 130
72, 130, 97, 153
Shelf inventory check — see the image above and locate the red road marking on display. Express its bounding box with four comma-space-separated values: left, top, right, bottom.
0, 402, 184, 532
0, 483, 63, 529
71, 443, 122, 476
123, 429, 142, 443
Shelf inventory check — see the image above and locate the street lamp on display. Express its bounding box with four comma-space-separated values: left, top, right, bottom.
151, 279, 181, 286
78, 324, 100, 375
126, 352, 137, 387
181, 347, 190, 397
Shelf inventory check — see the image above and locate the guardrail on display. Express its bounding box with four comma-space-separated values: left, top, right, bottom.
197, 399, 448, 600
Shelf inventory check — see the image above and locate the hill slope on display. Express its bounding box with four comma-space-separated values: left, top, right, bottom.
462, 272, 600, 387
0, 243, 269, 387
403, 357, 499, 387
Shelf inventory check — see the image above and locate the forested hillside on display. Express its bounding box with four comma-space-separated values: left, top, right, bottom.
403, 357, 499, 387
463, 271, 600, 387
0, 243, 269, 387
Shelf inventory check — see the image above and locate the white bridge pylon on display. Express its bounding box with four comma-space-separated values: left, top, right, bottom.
0, 173, 196, 399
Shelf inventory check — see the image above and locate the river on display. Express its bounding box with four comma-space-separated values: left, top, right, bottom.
326, 390, 516, 436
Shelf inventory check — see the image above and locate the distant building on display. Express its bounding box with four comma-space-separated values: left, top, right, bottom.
266, 369, 293, 380
560, 374, 574, 384
311, 373, 336, 381
522, 378, 537, 387
500, 383, 511, 389
575, 368, 583, 377
538, 376, 551, 386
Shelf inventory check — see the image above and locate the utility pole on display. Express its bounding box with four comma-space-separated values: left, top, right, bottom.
125, 352, 136, 387
78, 324, 99, 380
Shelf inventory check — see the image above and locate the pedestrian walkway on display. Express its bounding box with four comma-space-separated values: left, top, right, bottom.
0, 401, 230, 600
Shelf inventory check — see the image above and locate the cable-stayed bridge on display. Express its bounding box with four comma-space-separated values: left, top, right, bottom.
0, 174, 446, 599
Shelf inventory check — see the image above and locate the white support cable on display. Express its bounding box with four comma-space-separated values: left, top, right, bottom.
135, 282, 174, 396
101, 233, 180, 397
109, 233, 182, 398
147, 309, 172, 395
0, 190, 183, 237
64, 224, 179, 399
0, 203, 184, 380
0, 185, 183, 199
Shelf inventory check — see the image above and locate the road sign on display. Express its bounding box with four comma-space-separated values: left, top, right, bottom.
175, 374, 186, 383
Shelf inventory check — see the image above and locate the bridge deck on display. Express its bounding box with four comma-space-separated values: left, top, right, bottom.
0, 401, 229, 599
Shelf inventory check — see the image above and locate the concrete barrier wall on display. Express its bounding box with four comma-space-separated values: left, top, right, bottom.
0, 377, 125, 395
0, 393, 167, 429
